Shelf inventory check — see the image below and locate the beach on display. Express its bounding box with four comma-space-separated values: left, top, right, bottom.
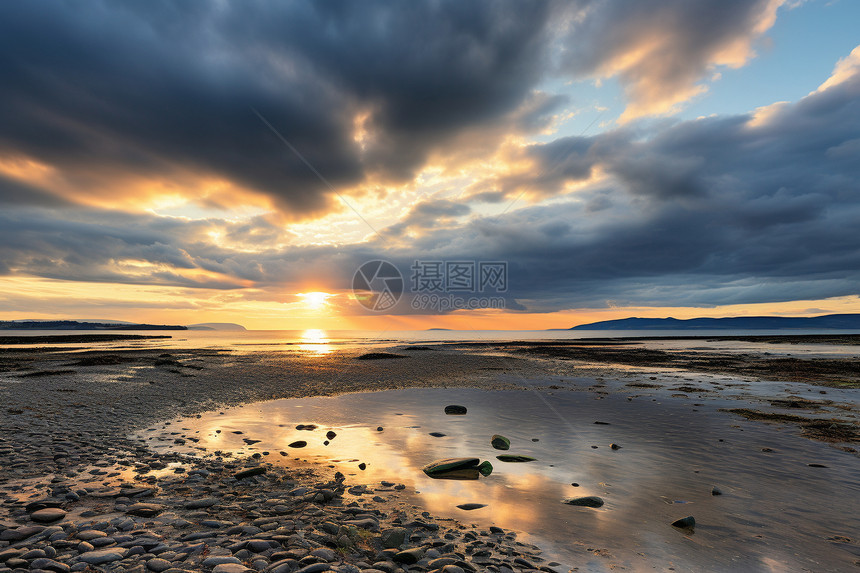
1, 333, 858, 573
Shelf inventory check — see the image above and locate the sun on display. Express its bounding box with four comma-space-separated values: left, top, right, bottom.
297, 291, 333, 310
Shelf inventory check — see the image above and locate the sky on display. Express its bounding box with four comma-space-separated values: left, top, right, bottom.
1, 0, 859, 330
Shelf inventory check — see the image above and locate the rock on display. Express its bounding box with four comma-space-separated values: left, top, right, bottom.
288, 441, 308, 448
422, 458, 493, 479
30, 507, 67, 523
234, 467, 267, 480
456, 503, 486, 510
0, 526, 44, 541
126, 503, 163, 517
310, 547, 337, 562
296, 424, 318, 431
491, 435, 510, 450
25, 499, 64, 513
393, 547, 424, 564
563, 496, 604, 508
671, 516, 696, 529
76, 530, 107, 541
295, 564, 332, 573
146, 557, 172, 572
495, 454, 536, 463
358, 463, 367, 470
356, 352, 407, 360
29, 558, 70, 573
609, 443, 622, 450
79, 547, 128, 565
213, 564, 253, 573
184, 497, 218, 509
202, 556, 242, 567
711, 486, 723, 496
326, 431, 337, 440
444, 405, 467, 415
429, 432, 446, 437
380, 528, 406, 549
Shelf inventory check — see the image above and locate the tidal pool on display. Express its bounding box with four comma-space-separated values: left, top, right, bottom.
144, 388, 860, 572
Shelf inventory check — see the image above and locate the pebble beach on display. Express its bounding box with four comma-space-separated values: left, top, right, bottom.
1, 335, 858, 573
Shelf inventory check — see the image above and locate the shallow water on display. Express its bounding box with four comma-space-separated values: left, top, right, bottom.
145, 387, 860, 573
5, 327, 860, 358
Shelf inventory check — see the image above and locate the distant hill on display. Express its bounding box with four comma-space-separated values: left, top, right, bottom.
570, 314, 860, 330
187, 323, 247, 331
0, 320, 186, 331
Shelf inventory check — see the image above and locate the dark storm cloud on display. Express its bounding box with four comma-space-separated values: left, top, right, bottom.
2, 0, 856, 315
0, 0, 559, 213
2, 59, 858, 312
0, 175, 73, 207
445, 63, 860, 309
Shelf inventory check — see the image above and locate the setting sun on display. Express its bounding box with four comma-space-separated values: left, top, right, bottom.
297, 292, 333, 310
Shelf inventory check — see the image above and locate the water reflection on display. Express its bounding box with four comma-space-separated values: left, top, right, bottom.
298, 328, 333, 355
144, 388, 860, 572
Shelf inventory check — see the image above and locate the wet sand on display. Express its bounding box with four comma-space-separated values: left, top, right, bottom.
0, 336, 858, 572
447, 334, 860, 387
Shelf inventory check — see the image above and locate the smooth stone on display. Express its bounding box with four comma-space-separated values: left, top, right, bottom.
672, 516, 696, 529
234, 467, 267, 480
490, 435, 510, 450
563, 496, 605, 508
288, 441, 307, 448
29, 558, 70, 573
326, 431, 337, 440
213, 564, 253, 573
202, 556, 242, 567
310, 548, 337, 562
31, 508, 67, 523
79, 547, 128, 564
712, 486, 723, 496
25, 499, 64, 513
427, 558, 460, 569
0, 526, 44, 541
456, 503, 486, 510
495, 454, 536, 463
393, 547, 424, 564
247, 539, 276, 552
184, 497, 218, 509
77, 530, 108, 541
610, 443, 622, 450
379, 528, 406, 549
295, 564, 332, 573
126, 503, 163, 517
422, 458, 492, 479
444, 405, 467, 415
428, 432, 446, 437
146, 558, 172, 572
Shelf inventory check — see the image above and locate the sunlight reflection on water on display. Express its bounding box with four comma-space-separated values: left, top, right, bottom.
143, 388, 860, 572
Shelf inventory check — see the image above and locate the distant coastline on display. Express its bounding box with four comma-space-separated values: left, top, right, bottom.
0, 320, 186, 331
570, 313, 860, 330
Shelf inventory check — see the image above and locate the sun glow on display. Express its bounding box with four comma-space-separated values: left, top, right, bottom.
297, 291, 333, 310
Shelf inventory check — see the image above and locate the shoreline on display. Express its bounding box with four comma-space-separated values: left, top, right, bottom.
1, 340, 858, 572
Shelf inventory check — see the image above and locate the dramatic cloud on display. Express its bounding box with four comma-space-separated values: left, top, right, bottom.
0, 1, 559, 216
560, 0, 786, 121
1, 1, 856, 320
